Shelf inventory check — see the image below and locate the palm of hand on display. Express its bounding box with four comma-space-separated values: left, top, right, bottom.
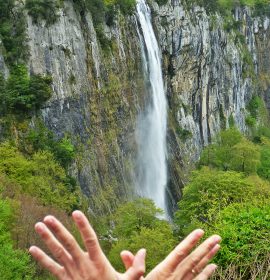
30, 211, 220, 280
30, 211, 145, 280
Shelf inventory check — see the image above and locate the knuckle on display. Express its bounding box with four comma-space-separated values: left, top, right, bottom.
54, 246, 64, 259
190, 256, 200, 268
65, 237, 76, 251
206, 241, 214, 251
85, 236, 97, 248
137, 265, 145, 275
175, 248, 187, 258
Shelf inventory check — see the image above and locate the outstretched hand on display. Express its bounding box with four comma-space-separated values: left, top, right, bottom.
122, 229, 221, 280
29, 211, 145, 280
30, 211, 221, 280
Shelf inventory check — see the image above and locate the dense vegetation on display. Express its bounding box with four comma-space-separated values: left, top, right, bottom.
0, 0, 270, 279
175, 128, 270, 279
190, 0, 270, 16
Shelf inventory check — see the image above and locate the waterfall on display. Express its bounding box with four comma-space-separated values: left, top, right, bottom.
135, 0, 168, 214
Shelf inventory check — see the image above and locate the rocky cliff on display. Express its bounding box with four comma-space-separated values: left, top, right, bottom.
0, 0, 269, 215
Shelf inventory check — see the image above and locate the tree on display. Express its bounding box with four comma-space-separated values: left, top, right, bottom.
231, 139, 260, 174
109, 225, 176, 272
200, 128, 243, 170
0, 199, 34, 279
202, 202, 270, 279
0, 142, 81, 212
2, 64, 52, 113
108, 199, 176, 273
112, 198, 163, 238
174, 167, 270, 235
258, 145, 270, 180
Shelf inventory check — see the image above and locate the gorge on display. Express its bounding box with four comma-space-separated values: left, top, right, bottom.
1, 1, 270, 278
0, 0, 270, 215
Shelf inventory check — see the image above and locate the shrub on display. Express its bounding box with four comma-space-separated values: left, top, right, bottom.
0, 199, 34, 279
174, 167, 270, 235
1, 65, 52, 113
24, 122, 75, 169
108, 199, 176, 272
0, 142, 81, 212
0, 0, 28, 65
200, 129, 260, 174
25, 0, 62, 24
204, 202, 270, 279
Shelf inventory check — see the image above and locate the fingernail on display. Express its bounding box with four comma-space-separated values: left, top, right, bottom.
214, 235, 222, 243
44, 215, 54, 224
211, 264, 217, 272
35, 222, 45, 233
29, 246, 36, 253
194, 229, 204, 237
140, 248, 146, 257
72, 210, 82, 220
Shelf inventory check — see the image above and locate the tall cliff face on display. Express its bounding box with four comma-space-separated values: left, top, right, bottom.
151, 2, 270, 211
25, 1, 145, 214
0, 1, 269, 214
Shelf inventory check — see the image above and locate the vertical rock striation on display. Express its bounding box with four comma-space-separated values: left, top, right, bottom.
0, 1, 270, 215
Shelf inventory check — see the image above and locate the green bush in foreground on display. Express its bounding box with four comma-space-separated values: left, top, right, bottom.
204, 202, 270, 279
108, 199, 176, 272
0, 199, 34, 279
0, 142, 80, 212
174, 167, 270, 235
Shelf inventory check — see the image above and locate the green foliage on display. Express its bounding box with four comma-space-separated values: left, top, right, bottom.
247, 95, 263, 119
258, 143, 270, 180
176, 127, 192, 141
0, 142, 80, 212
1, 65, 52, 113
0, 199, 34, 279
228, 114, 235, 128
200, 128, 260, 174
245, 96, 268, 127
0, 0, 28, 65
25, 0, 63, 24
189, 0, 270, 17
155, 0, 169, 5
108, 199, 176, 272
203, 202, 270, 279
112, 198, 163, 238
75, 0, 136, 48
245, 115, 256, 127
109, 224, 176, 272
115, 0, 137, 15
174, 167, 270, 235
24, 122, 75, 169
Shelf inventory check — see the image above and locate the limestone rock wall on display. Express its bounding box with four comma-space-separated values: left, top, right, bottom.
1, 0, 270, 214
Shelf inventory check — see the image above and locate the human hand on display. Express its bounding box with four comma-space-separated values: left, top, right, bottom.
122, 229, 221, 280
29, 210, 146, 280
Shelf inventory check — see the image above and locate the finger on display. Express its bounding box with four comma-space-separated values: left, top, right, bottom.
194, 264, 217, 280
44, 215, 84, 264
121, 250, 135, 270
72, 210, 103, 262
177, 235, 221, 278
162, 229, 205, 271
125, 249, 146, 280
35, 222, 73, 267
185, 244, 220, 280
29, 246, 66, 280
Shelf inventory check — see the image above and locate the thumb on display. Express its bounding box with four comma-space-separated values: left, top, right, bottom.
120, 250, 135, 270
124, 249, 146, 280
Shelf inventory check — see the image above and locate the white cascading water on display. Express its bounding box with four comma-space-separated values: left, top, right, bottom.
135, 0, 168, 214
